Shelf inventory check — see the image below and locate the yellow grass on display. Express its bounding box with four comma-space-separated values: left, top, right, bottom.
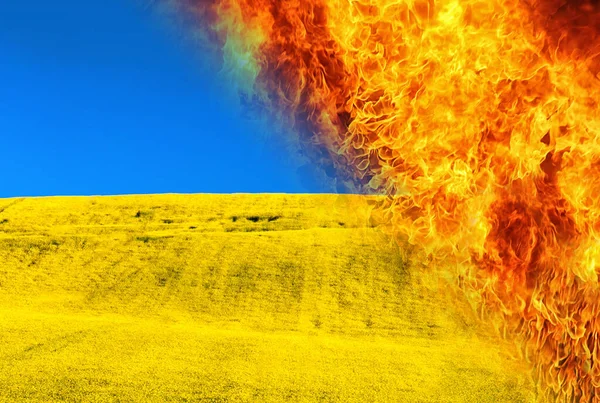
0, 194, 534, 402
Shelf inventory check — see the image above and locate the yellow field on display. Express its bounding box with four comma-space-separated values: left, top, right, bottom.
0, 194, 534, 402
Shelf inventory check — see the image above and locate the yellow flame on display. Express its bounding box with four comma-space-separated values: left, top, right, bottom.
175, 0, 600, 399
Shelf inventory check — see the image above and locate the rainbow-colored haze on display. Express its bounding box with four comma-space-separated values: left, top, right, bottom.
171, 0, 600, 400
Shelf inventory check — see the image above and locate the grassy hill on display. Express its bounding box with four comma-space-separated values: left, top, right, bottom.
0, 194, 535, 402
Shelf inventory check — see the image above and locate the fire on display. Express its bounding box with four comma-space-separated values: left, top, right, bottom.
171, 0, 600, 400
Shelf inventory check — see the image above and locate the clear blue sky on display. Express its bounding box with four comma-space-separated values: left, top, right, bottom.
0, 0, 324, 197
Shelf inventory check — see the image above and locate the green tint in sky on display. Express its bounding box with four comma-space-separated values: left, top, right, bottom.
0, 0, 326, 197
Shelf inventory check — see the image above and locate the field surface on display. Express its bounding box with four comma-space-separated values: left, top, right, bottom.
0, 194, 534, 402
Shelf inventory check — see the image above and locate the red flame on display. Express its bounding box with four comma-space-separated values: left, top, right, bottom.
173, 0, 600, 399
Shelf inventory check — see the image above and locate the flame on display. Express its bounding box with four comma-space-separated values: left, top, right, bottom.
173, 0, 600, 399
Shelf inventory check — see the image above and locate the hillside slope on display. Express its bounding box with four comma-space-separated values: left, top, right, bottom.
0, 194, 534, 402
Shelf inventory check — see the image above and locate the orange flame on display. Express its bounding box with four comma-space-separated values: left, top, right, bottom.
174, 0, 600, 399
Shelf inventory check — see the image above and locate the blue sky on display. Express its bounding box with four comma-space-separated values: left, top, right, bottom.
0, 0, 323, 197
